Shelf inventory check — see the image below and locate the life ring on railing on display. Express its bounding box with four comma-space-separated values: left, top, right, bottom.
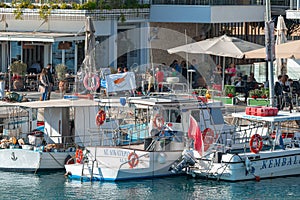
153, 114, 165, 130
75, 149, 83, 164
83, 74, 100, 91
203, 128, 216, 151
128, 152, 139, 168
95, 110, 106, 126
249, 134, 263, 154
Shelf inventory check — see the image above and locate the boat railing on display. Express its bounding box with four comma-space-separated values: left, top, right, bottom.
216, 125, 270, 149
82, 123, 150, 147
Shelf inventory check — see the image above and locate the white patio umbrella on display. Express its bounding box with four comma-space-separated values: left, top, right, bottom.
167, 35, 263, 89
167, 34, 263, 58
275, 15, 287, 76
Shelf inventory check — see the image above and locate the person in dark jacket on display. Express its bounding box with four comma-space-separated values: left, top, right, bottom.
45, 64, 54, 100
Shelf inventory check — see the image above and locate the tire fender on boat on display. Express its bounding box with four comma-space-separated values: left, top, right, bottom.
249, 134, 263, 154
95, 110, 106, 126
83, 74, 100, 91
153, 114, 165, 130
128, 152, 139, 168
75, 149, 83, 164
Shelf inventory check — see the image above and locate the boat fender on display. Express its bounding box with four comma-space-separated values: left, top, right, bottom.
249, 134, 263, 154
10, 137, 17, 145
153, 114, 165, 130
83, 74, 100, 91
245, 157, 255, 175
75, 149, 83, 164
128, 152, 139, 168
95, 110, 106, 126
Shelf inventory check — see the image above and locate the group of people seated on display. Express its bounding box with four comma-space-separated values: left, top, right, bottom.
233, 72, 259, 102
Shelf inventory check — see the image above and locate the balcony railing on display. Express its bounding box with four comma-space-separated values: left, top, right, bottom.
151, 0, 264, 5
0, 8, 150, 21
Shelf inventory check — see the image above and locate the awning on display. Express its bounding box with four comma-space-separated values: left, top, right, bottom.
0, 31, 85, 42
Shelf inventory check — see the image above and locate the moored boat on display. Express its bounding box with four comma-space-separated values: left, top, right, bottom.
172, 107, 300, 181
64, 94, 231, 181
0, 99, 99, 172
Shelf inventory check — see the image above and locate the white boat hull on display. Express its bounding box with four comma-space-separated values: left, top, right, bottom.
0, 149, 73, 172
190, 148, 300, 181
65, 146, 183, 181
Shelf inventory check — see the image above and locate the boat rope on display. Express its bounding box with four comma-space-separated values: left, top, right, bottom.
48, 152, 64, 168
119, 152, 149, 169
216, 154, 236, 181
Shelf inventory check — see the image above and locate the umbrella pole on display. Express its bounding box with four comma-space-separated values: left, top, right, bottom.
222, 58, 225, 92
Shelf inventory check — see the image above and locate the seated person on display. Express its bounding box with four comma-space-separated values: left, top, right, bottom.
234, 76, 245, 93
288, 79, 300, 96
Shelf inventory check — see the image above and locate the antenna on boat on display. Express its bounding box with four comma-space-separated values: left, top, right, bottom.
185, 29, 190, 93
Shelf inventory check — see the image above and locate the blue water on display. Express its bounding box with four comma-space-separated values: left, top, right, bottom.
1, 171, 299, 200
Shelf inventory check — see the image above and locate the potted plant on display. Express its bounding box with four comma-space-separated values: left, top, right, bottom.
10, 61, 27, 91
55, 64, 68, 96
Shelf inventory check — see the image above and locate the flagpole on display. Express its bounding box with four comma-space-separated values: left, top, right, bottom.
266, 0, 275, 107
185, 29, 189, 92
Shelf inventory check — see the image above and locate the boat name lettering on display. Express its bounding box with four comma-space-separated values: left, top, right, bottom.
103, 149, 130, 157
260, 156, 300, 170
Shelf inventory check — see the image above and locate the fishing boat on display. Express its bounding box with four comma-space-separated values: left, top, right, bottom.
64, 93, 233, 181
0, 98, 98, 172
172, 106, 300, 181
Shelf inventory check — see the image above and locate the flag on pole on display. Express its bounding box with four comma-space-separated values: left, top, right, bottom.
188, 115, 204, 156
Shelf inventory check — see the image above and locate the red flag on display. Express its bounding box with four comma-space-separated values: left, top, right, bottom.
188, 115, 204, 156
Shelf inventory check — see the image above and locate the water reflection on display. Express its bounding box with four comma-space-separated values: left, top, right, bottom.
0, 172, 299, 200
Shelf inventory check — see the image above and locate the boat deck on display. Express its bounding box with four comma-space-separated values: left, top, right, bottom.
232, 111, 300, 122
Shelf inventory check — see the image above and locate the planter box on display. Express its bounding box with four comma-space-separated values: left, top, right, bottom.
212, 96, 234, 105
247, 98, 270, 106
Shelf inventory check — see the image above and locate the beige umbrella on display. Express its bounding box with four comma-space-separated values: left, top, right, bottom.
245, 40, 300, 59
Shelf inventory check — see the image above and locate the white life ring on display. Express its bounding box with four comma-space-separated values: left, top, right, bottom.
83, 74, 100, 91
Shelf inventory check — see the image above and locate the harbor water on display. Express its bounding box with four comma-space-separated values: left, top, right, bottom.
1, 171, 299, 200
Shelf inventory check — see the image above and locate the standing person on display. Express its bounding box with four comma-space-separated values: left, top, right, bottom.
39, 68, 49, 101
180, 60, 187, 81
147, 71, 155, 95
155, 66, 164, 92
225, 63, 236, 85
170, 60, 180, 74
46, 64, 54, 100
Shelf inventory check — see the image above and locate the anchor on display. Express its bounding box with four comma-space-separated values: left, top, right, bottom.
11, 152, 18, 161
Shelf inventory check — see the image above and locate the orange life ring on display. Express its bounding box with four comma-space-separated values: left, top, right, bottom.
96, 110, 106, 126
249, 134, 263, 154
202, 128, 216, 151
153, 114, 165, 130
83, 74, 100, 91
75, 149, 83, 164
128, 152, 139, 168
